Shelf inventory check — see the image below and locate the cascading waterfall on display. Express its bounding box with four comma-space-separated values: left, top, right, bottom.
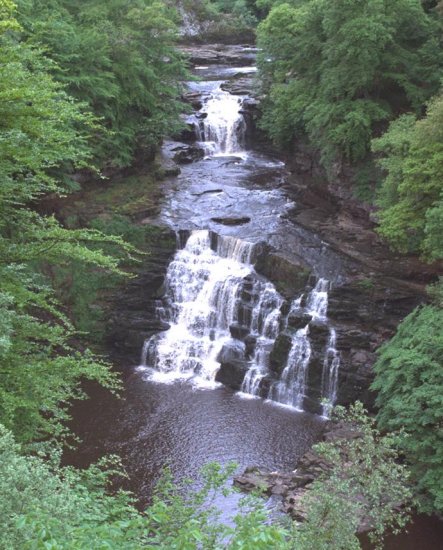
199, 88, 246, 156
321, 329, 340, 417
140, 231, 340, 416
140, 230, 255, 385
268, 279, 340, 415
241, 285, 283, 395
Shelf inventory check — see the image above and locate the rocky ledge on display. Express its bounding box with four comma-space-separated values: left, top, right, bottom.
180, 44, 256, 67
234, 421, 373, 532
106, 225, 177, 364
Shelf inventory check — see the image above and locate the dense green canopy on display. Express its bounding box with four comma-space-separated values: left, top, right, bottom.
373, 291, 443, 513
257, 0, 441, 168
16, 0, 188, 168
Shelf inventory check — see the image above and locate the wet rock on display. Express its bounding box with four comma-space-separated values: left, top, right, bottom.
308, 319, 330, 340
255, 250, 311, 300
215, 361, 249, 390
106, 226, 177, 363
221, 76, 256, 96
180, 45, 256, 67
211, 216, 251, 226
229, 323, 250, 341
172, 145, 205, 164
269, 333, 292, 376
244, 335, 257, 358
287, 311, 312, 330
217, 340, 246, 364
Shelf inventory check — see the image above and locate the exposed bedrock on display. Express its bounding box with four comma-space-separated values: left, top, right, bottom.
106, 226, 177, 364
180, 44, 256, 67
105, 221, 427, 410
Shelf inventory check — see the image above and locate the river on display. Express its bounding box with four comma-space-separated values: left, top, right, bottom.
69, 45, 443, 548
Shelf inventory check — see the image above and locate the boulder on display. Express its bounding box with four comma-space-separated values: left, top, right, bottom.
269, 333, 292, 376
215, 361, 249, 390
229, 323, 250, 341
172, 145, 204, 164
287, 311, 312, 330
255, 249, 311, 299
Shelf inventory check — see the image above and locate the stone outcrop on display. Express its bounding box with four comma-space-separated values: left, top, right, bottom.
255, 248, 311, 299
106, 226, 177, 364
180, 45, 256, 66
234, 421, 374, 529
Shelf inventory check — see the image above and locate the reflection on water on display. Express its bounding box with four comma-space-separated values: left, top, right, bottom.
68, 371, 325, 511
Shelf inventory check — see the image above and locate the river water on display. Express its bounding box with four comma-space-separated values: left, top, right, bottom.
71, 51, 327, 512
70, 47, 443, 547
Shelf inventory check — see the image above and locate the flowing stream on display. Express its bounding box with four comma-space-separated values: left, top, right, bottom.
68, 45, 443, 548
73, 46, 341, 515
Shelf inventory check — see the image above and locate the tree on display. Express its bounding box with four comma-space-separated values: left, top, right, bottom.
0, 0, 136, 445
372, 284, 443, 513
17, 0, 188, 168
372, 93, 443, 258
257, 0, 442, 170
293, 403, 411, 550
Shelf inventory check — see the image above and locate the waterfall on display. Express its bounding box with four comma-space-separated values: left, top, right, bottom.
270, 326, 312, 410
140, 231, 254, 385
240, 285, 283, 395
199, 88, 246, 156
140, 231, 340, 416
268, 279, 340, 414
321, 329, 340, 417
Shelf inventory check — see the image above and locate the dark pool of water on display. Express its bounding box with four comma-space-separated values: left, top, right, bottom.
361, 514, 443, 550
69, 370, 325, 510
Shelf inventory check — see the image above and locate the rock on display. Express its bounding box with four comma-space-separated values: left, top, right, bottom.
211, 216, 251, 226
221, 76, 256, 96
172, 145, 204, 164
283, 489, 309, 521
106, 226, 177, 363
233, 472, 271, 493
216, 340, 246, 364
229, 323, 250, 340
180, 45, 256, 67
269, 333, 292, 376
287, 311, 312, 330
215, 361, 249, 390
255, 249, 311, 299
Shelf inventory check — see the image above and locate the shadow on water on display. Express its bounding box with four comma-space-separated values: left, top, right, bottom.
67, 370, 325, 515
360, 515, 443, 550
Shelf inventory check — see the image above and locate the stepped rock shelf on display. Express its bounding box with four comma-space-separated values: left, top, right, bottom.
109, 45, 425, 415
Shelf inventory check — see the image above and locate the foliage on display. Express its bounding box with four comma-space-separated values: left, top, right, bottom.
46, 215, 149, 341
17, 0, 188, 168
211, 0, 263, 25
0, 403, 411, 549
372, 94, 443, 258
0, 0, 138, 445
373, 291, 443, 513
295, 402, 411, 550
257, 0, 442, 170
0, 424, 146, 549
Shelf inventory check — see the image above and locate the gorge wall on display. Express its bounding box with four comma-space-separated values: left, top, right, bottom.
105, 44, 429, 415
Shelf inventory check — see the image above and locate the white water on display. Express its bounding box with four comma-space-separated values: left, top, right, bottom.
269, 279, 340, 414
140, 231, 254, 386
200, 87, 246, 156
240, 284, 283, 395
140, 232, 340, 416
321, 329, 340, 417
